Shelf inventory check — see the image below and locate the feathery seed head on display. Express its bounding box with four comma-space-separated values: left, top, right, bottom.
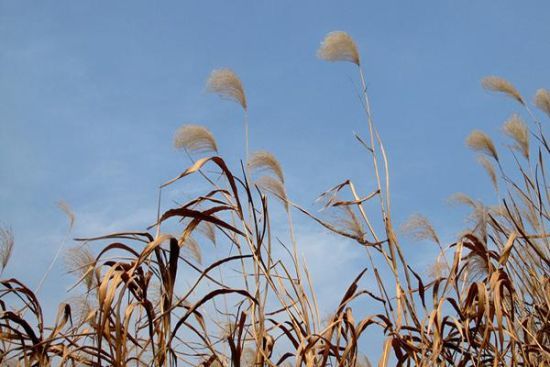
317, 31, 360, 66
448, 193, 478, 208
179, 236, 202, 264
400, 213, 440, 245
64, 245, 96, 290
241, 347, 256, 367
206, 68, 247, 110
466, 130, 499, 161
57, 200, 75, 230
477, 156, 498, 190
332, 205, 364, 240
503, 114, 529, 159
255, 176, 288, 211
67, 295, 97, 327
490, 204, 508, 218
0, 226, 14, 273
464, 249, 490, 281
174, 124, 218, 155
248, 150, 285, 183
357, 356, 373, 367
534, 88, 550, 118
197, 221, 216, 245
481, 76, 524, 105
428, 253, 449, 280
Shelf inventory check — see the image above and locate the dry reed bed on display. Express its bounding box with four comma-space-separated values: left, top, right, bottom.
0, 31, 549, 366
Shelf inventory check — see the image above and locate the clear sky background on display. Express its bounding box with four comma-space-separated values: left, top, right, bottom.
1, 1, 549, 361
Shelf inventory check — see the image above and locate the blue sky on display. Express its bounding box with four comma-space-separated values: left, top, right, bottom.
1, 0, 549, 360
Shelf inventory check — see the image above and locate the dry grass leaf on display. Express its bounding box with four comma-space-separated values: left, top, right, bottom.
534, 88, 550, 118
0, 225, 14, 273
206, 68, 247, 110
477, 155, 498, 190
503, 114, 529, 159
317, 31, 360, 66
57, 200, 75, 230
248, 150, 285, 183
466, 130, 499, 161
400, 213, 440, 245
481, 76, 524, 105
174, 124, 218, 154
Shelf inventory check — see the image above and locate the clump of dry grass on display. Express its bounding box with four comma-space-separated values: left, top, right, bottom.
481, 75, 524, 104
317, 31, 360, 66
1, 32, 549, 367
174, 124, 218, 154
503, 113, 529, 159
466, 129, 499, 161
206, 68, 247, 111
534, 88, 550, 118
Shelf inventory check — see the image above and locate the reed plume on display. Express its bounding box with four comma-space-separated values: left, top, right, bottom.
448, 192, 477, 208
333, 205, 364, 240
317, 31, 360, 66
477, 155, 498, 190
502, 114, 529, 159
463, 238, 490, 281
534, 88, 550, 118
255, 175, 288, 211
247, 150, 285, 183
400, 213, 440, 245
66, 295, 96, 327
197, 221, 216, 245
179, 236, 202, 264
57, 200, 75, 230
0, 226, 14, 274
64, 245, 96, 291
481, 76, 524, 105
206, 68, 249, 160
206, 68, 247, 111
428, 253, 449, 279
466, 130, 499, 161
36, 200, 77, 293
174, 124, 218, 155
